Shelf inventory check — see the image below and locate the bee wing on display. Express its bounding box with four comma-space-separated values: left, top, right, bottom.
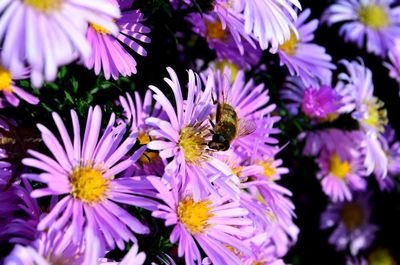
237, 119, 257, 138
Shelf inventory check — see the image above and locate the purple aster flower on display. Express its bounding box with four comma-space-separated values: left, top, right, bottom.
338, 60, 389, 177
375, 126, 400, 191
339, 60, 388, 133
1, 179, 42, 246
99, 242, 146, 265
384, 40, 400, 94
22, 106, 157, 250
301, 129, 363, 157
241, 233, 284, 265
232, 0, 301, 51
5, 228, 100, 265
148, 176, 253, 265
0, 65, 39, 108
323, 0, 400, 57
211, 67, 280, 159
146, 67, 235, 200
85, 1, 151, 79
188, 12, 261, 69
278, 9, 336, 87
346, 256, 368, 265
0, 0, 120, 87
118, 90, 166, 176
317, 147, 367, 202
320, 192, 378, 255
281, 77, 341, 120
248, 181, 299, 257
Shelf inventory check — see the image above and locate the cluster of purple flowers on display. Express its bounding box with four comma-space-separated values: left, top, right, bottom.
0, 0, 399, 264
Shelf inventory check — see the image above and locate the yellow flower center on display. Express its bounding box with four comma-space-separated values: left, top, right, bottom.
363, 97, 388, 132
216, 60, 239, 83
358, 5, 389, 29
177, 197, 214, 234
319, 113, 339, 123
24, 0, 63, 12
90, 23, 111, 35
258, 159, 277, 180
279, 31, 298, 55
0, 66, 13, 93
138, 130, 151, 145
231, 166, 243, 177
255, 193, 277, 222
178, 124, 209, 165
368, 248, 395, 265
329, 154, 350, 179
70, 166, 109, 204
205, 20, 226, 40
341, 202, 364, 230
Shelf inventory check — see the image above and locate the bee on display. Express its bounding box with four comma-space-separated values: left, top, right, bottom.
208, 100, 256, 151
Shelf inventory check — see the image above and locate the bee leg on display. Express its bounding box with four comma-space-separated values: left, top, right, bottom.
211, 93, 218, 105
209, 119, 215, 127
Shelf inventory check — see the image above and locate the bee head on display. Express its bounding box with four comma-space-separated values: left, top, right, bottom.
208, 134, 230, 151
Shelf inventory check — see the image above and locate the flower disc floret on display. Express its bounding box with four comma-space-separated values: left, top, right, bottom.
177, 197, 214, 234
0, 67, 12, 93
24, 0, 63, 12
279, 31, 297, 55
341, 202, 364, 230
358, 5, 389, 29
329, 154, 351, 179
178, 124, 210, 165
70, 166, 109, 204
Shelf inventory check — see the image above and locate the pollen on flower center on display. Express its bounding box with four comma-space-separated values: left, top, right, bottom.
259, 159, 277, 180
340, 202, 364, 230
279, 31, 298, 55
363, 97, 388, 132
368, 248, 394, 265
24, 0, 63, 12
0, 66, 13, 93
90, 23, 111, 35
177, 197, 214, 234
358, 5, 389, 29
178, 124, 209, 165
70, 166, 109, 204
138, 130, 151, 145
205, 20, 226, 40
329, 153, 350, 179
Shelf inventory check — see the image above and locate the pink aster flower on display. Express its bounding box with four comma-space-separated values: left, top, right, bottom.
118, 90, 166, 176
146, 67, 235, 200
0, 65, 38, 108
232, 0, 301, 51
148, 176, 253, 265
0, 0, 120, 87
278, 9, 336, 87
85, 1, 151, 79
22, 106, 157, 250
323, 0, 400, 57
320, 192, 378, 255
281, 77, 341, 120
317, 144, 368, 202
211, 67, 280, 159
5, 228, 100, 265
